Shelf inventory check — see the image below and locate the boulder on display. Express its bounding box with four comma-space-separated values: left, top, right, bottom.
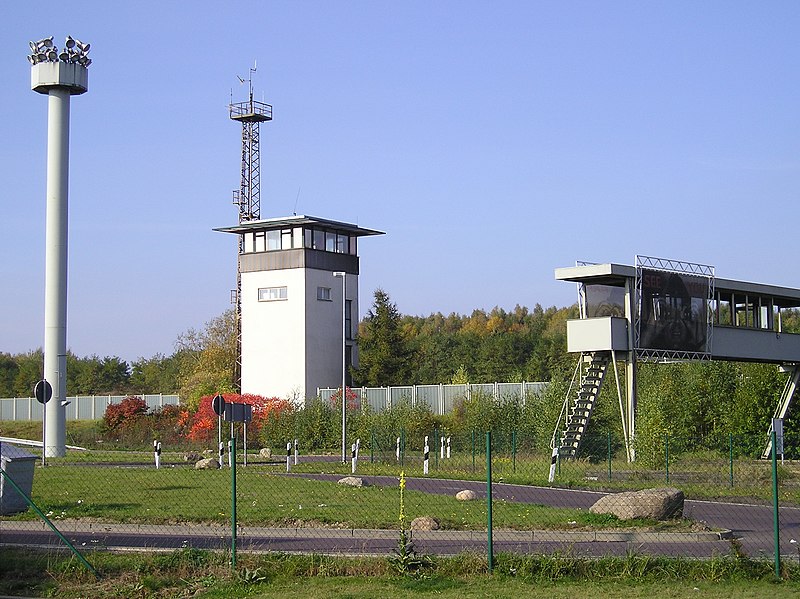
195, 458, 220, 470
338, 476, 367, 487
589, 487, 684, 521
410, 516, 440, 531
259, 448, 272, 459
183, 452, 201, 463
202, 449, 215, 457
456, 489, 478, 501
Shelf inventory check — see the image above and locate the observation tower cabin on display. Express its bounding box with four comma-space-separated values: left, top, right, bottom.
215, 215, 383, 403
551, 259, 800, 462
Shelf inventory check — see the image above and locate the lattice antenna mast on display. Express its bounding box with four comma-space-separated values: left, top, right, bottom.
229, 64, 272, 391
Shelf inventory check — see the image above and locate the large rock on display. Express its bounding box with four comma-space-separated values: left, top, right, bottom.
195, 458, 220, 470
590, 487, 684, 521
456, 489, 478, 501
183, 452, 201, 463
259, 448, 272, 459
410, 516, 440, 531
338, 476, 367, 487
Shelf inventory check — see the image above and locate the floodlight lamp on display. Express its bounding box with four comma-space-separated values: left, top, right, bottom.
47, 49, 57, 61
83, 58, 91, 67
29, 41, 37, 52
65, 35, 75, 48
27, 55, 35, 64
75, 40, 89, 52
37, 52, 46, 62
41, 36, 53, 48
59, 50, 69, 61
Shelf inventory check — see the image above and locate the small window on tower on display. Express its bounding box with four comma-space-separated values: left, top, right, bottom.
258, 286, 288, 301
317, 286, 332, 301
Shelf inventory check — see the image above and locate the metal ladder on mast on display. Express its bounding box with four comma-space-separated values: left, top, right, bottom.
762, 364, 800, 459
556, 352, 611, 458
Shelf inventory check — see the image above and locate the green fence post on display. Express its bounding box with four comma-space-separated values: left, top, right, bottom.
370, 429, 375, 464
486, 431, 494, 573
729, 433, 734, 488
607, 431, 612, 482
231, 436, 237, 569
665, 434, 670, 484
512, 430, 517, 474
771, 430, 781, 579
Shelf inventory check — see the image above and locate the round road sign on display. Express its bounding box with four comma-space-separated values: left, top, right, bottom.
212, 394, 226, 416
34, 379, 53, 404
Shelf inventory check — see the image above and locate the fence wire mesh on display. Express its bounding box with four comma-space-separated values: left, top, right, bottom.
2, 424, 798, 565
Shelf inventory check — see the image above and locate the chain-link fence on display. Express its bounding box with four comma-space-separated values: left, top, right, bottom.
1, 425, 797, 577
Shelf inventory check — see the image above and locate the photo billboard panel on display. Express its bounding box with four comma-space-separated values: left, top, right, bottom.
638, 269, 709, 353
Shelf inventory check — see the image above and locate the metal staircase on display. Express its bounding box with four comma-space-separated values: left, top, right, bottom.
762, 364, 800, 459
556, 352, 611, 458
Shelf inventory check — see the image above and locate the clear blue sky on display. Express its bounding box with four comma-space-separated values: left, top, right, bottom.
3, 2, 800, 363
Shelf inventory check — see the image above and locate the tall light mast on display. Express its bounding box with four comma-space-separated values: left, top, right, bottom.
28, 36, 91, 457
229, 68, 272, 390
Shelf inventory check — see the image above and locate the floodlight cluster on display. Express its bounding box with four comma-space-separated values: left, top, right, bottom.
27, 36, 91, 67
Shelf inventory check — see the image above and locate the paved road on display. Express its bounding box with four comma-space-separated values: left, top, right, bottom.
5, 470, 796, 558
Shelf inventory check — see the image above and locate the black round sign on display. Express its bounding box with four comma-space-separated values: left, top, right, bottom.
34, 379, 53, 404
212, 394, 226, 416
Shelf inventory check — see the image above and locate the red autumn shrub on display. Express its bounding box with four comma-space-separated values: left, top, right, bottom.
330, 387, 361, 410
186, 393, 290, 443
104, 396, 149, 432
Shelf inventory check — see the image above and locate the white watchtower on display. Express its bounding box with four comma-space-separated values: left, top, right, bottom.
215, 215, 383, 402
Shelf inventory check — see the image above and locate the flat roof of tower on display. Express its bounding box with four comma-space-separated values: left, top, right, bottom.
214, 214, 384, 237
555, 262, 800, 308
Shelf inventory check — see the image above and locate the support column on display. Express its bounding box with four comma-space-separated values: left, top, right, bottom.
625, 277, 637, 462
43, 88, 71, 458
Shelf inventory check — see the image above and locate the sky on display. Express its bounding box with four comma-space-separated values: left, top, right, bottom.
3, 1, 800, 363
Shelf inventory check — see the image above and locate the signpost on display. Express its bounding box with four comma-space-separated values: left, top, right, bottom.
34, 380, 52, 466
212, 394, 226, 464
773, 418, 785, 464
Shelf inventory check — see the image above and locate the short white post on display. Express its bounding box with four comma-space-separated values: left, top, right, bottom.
154, 440, 161, 469
243, 422, 248, 467
294, 438, 299, 465
286, 441, 292, 473
396, 436, 401, 462
548, 446, 559, 483
440, 435, 445, 459
219, 441, 224, 469
351, 442, 357, 474
423, 435, 430, 475
446, 436, 451, 459
228, 439, 233, 469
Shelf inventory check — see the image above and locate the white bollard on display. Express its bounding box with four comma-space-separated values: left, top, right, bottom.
548, 447, 559, 483
440, 436, 445, 459
351, 442, 357, 474
447, 436, 451, 459
219, 441, 224, 469
294, 438, 299, 465
228, 440, 233, 468
154, 440, 161, 469
286, 441, 292, 473
396, 436, 401, 462
423, 435, 430, 475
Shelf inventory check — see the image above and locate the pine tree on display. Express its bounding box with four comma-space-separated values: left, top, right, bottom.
355, 289, 412, 386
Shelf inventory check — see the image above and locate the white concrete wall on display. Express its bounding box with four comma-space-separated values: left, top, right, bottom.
241, 265, 359, 404
240, 268, 307, 401
305, 269, 349, 398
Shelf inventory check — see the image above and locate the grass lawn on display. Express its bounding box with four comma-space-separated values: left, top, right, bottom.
10, 462, 674, 531
2, 548, 799, 599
